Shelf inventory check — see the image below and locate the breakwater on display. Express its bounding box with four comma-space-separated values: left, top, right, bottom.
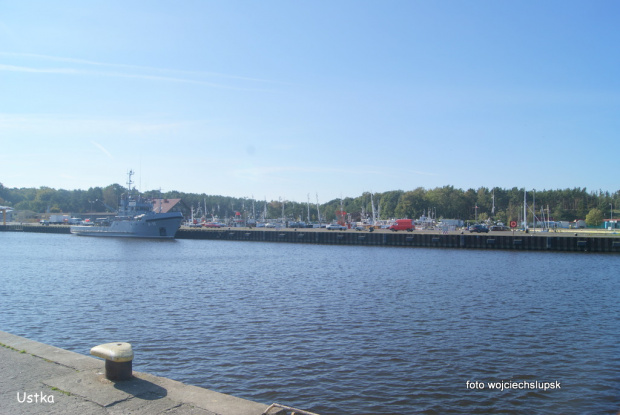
2, 224, 619, 253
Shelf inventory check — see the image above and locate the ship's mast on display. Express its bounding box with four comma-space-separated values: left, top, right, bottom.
127, 170, 135, 192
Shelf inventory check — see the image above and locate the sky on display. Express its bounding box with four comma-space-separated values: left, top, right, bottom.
1, 1, 619, 203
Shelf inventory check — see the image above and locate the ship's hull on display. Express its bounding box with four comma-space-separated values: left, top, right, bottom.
70, 212, 183, 239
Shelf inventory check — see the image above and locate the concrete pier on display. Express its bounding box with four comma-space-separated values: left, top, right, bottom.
0, 331, 286, 415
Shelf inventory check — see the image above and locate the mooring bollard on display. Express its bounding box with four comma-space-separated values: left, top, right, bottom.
90, 342, 134, 381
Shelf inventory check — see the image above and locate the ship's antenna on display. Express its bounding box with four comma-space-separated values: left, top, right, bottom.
127, 170, 134, 192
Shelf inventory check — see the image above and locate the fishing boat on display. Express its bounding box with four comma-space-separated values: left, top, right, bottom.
70, 171, 183, 239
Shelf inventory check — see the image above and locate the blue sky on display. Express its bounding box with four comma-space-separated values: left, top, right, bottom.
1, 1, 619, 203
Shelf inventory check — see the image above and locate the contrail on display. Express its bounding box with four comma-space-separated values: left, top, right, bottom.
91, 140, 113, 159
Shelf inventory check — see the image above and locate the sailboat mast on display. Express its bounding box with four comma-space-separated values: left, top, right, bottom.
523, 189, 527, 231
316, 193, 321, 226
533, 190, 536, 231
371, 193, 377, 225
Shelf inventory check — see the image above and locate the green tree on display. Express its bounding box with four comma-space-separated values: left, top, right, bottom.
495, 210, 507, 225
585, 208, 604, 227
395, 187, 425, 219
378, 190, 403, 219
0, 182, 6, 205
505, 202, 520, 224
103, 184, 123, 210
33, 187, 56, 212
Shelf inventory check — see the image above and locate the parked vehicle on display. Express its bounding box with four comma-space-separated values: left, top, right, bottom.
490, 225, 509, 231
203, 222, 224, 228
41, 215, 75, 225
469, 224, 489, 233
326, 223, 347, 230
389, 219, 415, 232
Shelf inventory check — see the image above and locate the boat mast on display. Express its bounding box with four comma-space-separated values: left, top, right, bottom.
316, 193, 321, 226
523, 189, 527, 231
533, 189, 536, 232
252, 196, 256, 222
371, 193, 377, 225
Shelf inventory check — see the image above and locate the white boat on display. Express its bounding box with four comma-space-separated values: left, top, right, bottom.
70, 171, 183, 239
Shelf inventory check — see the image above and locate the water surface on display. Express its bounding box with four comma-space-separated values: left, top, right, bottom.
1, 232, 619, 414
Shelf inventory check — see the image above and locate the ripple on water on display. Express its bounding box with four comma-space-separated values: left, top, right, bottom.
1, 234, 620, 414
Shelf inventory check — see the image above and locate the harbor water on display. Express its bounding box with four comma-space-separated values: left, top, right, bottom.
1, 232, 619, 414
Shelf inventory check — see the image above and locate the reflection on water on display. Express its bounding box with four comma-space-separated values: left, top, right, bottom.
1, 232, 619, 414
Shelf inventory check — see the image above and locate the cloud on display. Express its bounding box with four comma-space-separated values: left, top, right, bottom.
17, 52, 284, 83
0, 113, 206, 140
0, 52, 283, 90
0, 63, 78, 74
91, 141, 113, 159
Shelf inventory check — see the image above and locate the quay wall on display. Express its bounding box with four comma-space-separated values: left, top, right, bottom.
2, 225, 619, 253
0, 224, 71, 234
176, 228, 620, 253
0, 330, 287, 415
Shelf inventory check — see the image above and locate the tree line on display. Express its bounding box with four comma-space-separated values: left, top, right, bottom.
1, 182, 618, 225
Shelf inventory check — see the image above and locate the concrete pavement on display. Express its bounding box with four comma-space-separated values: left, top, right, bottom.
0, 331, 287, 415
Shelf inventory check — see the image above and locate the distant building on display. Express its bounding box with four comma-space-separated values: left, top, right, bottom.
152, 199, 188, 217
570, 219, 587, 229
603, 219, 619, 229
0, 206, 13, 224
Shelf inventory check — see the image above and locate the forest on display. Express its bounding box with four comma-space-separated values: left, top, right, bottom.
1, 182, 618, 226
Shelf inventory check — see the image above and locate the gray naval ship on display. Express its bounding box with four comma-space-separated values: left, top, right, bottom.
70, 171, 183, 239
